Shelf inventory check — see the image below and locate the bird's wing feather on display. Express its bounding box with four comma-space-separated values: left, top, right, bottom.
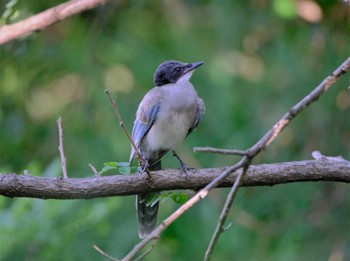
194, 98, 205, 129
187, 98, 205, 136
129, 88, 163, 163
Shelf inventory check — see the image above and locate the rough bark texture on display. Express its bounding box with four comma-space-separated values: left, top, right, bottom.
1, 160, 349, 200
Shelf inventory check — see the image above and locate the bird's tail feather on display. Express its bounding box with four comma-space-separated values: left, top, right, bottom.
136, 194, 159, 238
136, 160, 161, 238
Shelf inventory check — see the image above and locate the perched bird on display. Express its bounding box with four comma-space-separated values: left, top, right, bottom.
129, 60, 205, 238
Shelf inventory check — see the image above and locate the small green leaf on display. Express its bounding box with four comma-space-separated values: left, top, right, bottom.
103, 162, 119, 168
118, 166, 131, 175
116, 162, 132, 175
140, 192, 190, 207
117, 162, 130, 167
171, 193, 189, 204
100, 161, 137, 175
99, 162, 119, 175
130, 166, 139, 173
99, 166, 115, 175
145, 194, 161, 207
159, 192, 174, 204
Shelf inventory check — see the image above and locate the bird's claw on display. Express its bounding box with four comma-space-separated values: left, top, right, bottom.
138, 157, 151, 178
179, 164, 197, 178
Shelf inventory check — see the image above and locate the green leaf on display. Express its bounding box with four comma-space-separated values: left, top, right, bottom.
145, 194, 161, 207
99, 162, 119, 175
118, 166, 131, 175
170, 193, 189, 204
154, 191, 190, 205
99, 161, 137, 175
103, 162, 119, 168
116, 162, 132, 174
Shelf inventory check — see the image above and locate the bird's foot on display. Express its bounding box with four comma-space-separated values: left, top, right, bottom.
179, 164, 197, 178
172, 150, 197, 177
138, 157, 151, 178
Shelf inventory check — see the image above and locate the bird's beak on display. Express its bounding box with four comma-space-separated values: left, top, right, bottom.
183, 61, 204, 74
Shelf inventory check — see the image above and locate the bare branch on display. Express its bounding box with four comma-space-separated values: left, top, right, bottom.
1, 160, 349, 199
57, 117, 68, 178
204, 165, 248, 261
0, 0, 106, 45
194, 147, 247, 156
93, 245, 119, 261
88, 163, 99, 176
134, 239, 158, 261
312, 150, 348, 162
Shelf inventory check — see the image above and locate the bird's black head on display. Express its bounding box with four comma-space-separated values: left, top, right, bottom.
153, 60, 204, 87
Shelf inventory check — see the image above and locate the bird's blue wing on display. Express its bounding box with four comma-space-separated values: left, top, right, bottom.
129, 89, 162, 164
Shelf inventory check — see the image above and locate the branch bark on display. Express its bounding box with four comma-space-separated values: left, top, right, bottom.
1, 160, 349, 199
0, 0, 106, 45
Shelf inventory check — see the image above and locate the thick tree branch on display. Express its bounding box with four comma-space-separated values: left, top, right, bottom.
1, 160, 349, 199
0, 0, 106, 45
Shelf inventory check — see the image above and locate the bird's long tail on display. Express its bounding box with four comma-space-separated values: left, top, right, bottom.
136, 161, 160, 238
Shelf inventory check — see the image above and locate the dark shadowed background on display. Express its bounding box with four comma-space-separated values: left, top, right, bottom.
0, 0, 349, 260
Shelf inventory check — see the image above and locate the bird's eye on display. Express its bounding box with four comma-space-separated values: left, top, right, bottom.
175, 67, 181, 72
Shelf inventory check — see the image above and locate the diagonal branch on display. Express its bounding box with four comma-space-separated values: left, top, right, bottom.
202, 55, 350, 260
0, 0, 107, 45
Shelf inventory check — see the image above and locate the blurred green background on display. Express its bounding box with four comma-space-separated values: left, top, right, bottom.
1, 0, 349, 260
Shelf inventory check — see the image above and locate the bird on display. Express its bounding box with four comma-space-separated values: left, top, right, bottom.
129, 60, 205, 238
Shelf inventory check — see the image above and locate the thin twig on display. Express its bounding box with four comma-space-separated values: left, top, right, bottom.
93, 245, 120, 261
88, 163, 99, 176
57, 117, 68, 178
194, 147, 247, 156
121, 56, 350, 260
204, 163, 249, 261
134, 239, 158, 261
311, 151, 349, 163
202, 55, 350, 259
0, 0, 106, 45
105, 90, 146, 169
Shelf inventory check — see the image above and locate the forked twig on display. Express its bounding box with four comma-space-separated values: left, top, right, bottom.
204, 164, 249, 260
93, 245, 120, 261
57, 117, 68, 178
203, 55, 350, 260
134, 239, 158, 261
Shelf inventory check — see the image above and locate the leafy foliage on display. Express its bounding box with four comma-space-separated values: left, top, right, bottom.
99, 161, 137, 175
